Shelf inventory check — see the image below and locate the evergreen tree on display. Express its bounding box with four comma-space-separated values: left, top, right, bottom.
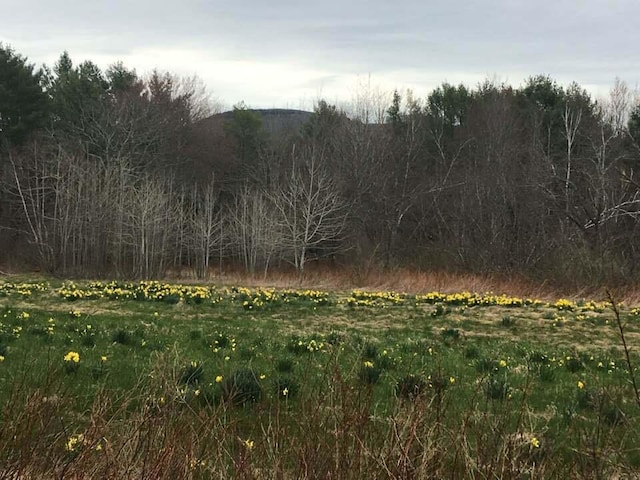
0, 44, 49, 146
49, 51, 108, 133
106, 61, 140, 95
629, 104, 640, 143
427, 83, 471, 131
224, 102, 265, 165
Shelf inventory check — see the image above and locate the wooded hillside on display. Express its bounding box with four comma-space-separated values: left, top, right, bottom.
2, 46, 640, 286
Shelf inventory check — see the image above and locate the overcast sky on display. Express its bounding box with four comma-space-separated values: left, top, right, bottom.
3, 0, 639, 110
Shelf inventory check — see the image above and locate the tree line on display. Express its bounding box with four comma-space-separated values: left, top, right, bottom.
2, 44, 640, 285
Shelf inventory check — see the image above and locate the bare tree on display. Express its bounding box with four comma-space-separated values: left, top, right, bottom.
603, 78, 633, 136
564, 81, 640, 269
227, 186, 282, 275
562, 101, 582, 212
188, 175, 223, 279
8, 144, 58, 271
121, 174, 179, 278
170, 74, 221, 122
348, 76, 392, 124
271, 146, 347, 273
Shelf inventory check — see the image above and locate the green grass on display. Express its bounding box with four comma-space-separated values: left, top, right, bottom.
1, 279, 640, 478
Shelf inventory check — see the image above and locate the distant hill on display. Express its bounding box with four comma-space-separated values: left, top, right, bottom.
201, 108, 314, 136
187, 109, 316, 186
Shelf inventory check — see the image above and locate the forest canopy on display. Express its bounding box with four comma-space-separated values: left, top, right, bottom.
2, 45, 640, 286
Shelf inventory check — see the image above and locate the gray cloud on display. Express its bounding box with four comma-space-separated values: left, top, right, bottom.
3, 0, 639, 107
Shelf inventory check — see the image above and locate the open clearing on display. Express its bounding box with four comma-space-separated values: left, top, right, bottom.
1, 279, 639, 478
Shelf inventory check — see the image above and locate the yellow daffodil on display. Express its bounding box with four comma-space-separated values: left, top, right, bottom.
66, 434, 84, 452
64, 351, 80, 363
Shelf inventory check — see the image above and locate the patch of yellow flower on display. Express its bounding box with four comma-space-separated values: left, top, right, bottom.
66, 433, 85, 452
0, 281, 48, 297
554, 299, 576, 311
64, 351, 80, 363
189, 458, 207, 470
343, 289, 406, 307
415, 291, 540, 308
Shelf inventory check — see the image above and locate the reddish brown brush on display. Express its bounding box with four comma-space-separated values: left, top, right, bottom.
167, 265, 640, 303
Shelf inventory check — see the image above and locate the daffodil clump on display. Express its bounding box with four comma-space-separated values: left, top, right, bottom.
0, 281, 48, 297
65, 433, 85, 452
285, 289, 330, 305
553, 298, 576, 311
415, 291, 542, 308
59, 282, 103, 301
343, 290, 407, 308
228, 286, 277, 309
232, 287, 332, 310
580, 300, 607, 313
63, 351, 80, 373
286, 336, 326, 354
64, 351, 80, 363
58, 280, 215, 304
551, 313, 567, 327
552, 298, 607, 313
209, 332, 236, 352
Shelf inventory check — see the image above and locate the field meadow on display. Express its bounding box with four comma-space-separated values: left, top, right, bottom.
0, 275, 639, 479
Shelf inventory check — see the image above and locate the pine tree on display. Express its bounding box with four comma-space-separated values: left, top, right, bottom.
0, 44, 49, 146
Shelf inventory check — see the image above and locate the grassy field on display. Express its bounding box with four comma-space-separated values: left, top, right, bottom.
1, 278, 639, 478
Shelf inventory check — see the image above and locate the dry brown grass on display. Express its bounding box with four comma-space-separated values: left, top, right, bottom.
8, 262, 640, 304
3, 349, 636, 479
165, 265, 640, 304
